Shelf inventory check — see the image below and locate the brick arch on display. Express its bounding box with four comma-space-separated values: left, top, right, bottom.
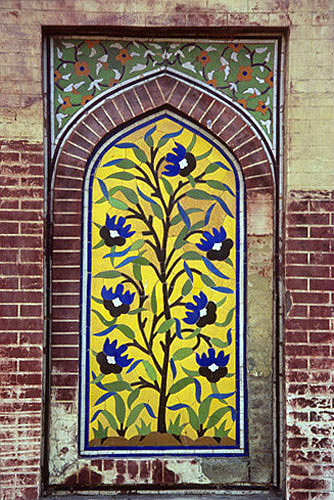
50, 74, 275, 404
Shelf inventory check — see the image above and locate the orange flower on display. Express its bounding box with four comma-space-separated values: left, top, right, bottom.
229, 43, 243, 53
198, 51, 211, 67
85, 40, 99, 48
74, 61, 90, 76
237, 98, 247, 109
108, 78, 120, 87
207, 78, 217, 87
265, 71, 274, 87
255, 101, 268, 115
61, 97, 72, 110
81, 95, 93, 106
115, 49, 132, 65
237, 66, 252, 81
54, 69, 62, 83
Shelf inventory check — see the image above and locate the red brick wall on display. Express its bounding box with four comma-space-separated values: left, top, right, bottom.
285, 191, 334, 500
0, 141, 44, 500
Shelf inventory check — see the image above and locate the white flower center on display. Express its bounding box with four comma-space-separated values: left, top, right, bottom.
209, 363, 219, 372
212, 242, 222, 251
109, 229, 119, 238
112, 297, 122, 307
199, 307, 207, 317
179, 158, 188, 170
106, 355, 116, 364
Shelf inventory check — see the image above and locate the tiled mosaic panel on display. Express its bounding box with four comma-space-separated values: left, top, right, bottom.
53, 39, 275, 142
81, 114, 245, 456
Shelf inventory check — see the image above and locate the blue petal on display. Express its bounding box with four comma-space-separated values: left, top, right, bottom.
204, 203, 216, 226
170, 358, 177, 379
137, 186, 158, 205
126, 359, 142, 373
94, 392, 116, 406
183, 261, 193, 283
196, 352, 210, 367
194, 292, 207, 309
101, 158, 123, 167
227, 328, 232, 345
97, 178, 109, 200
91, 409, 103, 422
212, 286, 234, 294
216, 351, 230, 367
177, 202, 191, 229
222, 183, 235, 197
144, 403, 157, 418
211, 195, 234, 218
194, 379, 202, 403
208, 392, 235, 400
213, 161, 231, 172
115, 142, 137, 148
162, 164, 180, 176
183, 311, 199, 325
93, 324, 118, 337
117, 354, 134, 367
175, 318, 182, 339
115, 255, 140, 268
202, 257, 230, 280
173, 142, 186, 159
167, 404, 189, 410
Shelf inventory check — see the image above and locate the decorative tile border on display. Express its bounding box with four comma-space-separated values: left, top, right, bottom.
52, 38, 277, 148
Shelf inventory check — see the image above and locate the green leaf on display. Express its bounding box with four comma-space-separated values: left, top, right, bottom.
206, 180, 228, 191
211, 337, 229, 348
188, 174, 195, 187
151, 284, 157, 314
91, 373, 105, 385
186, 406, 200, 431
93, 222, 102, 229
109, 197, 128, 210
182, 366, 199, 377
116, 324, 135, 340
216, 297, 227, 308
105, 171, 135, 181
118, 186, 138, 204
136, 256, 150, 266
182, 251, 201, 260
199, 397, 212, 425
127, 388, 140, 409
206, 163, 220, 174
103, 381, 132, 392
206, 407, 230, 430
128, 307, 147, 315
182, 279, 193, 296
133, 262, 142, 281
216, 308, 235, 327
151, 202, 164, 219
187, 189, 212, 200
184, 327, 200, 340
117, 158, 137, 169
93, 270, 121, 279
101, 409, 118, 430
142, 360, 157, 381
157, 318, 175, 333
161, 177, 173, 195
126, 403, 145, 427
92, 295, 104, 304
191, 219, 206, 231
225, 257, 233, 267
195, 147, 212, 161
173, 347, 193, 361
93, 239, 105, 249
186, 134, 196, 153
92, 309, 115, 327
201, 274, 216, 288
174, 225, 188, 249
114, 393, 126, 424
131, 239, 145, 251
169, 377, 193, 395
133, 147, 148, 164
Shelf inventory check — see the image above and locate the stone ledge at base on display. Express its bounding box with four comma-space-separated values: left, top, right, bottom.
45, 490, 282, 500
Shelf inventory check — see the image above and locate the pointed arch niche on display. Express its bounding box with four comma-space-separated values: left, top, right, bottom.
48, 74, 277, 489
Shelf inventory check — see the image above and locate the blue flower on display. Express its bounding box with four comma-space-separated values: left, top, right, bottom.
162, 142, 196, 177
196, 348, 230, 382
183, 291, 217, 327
102, 283, 135, 317
196, 226, 233, 262
97, 339, 133, 374
100, 214, 135, 247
